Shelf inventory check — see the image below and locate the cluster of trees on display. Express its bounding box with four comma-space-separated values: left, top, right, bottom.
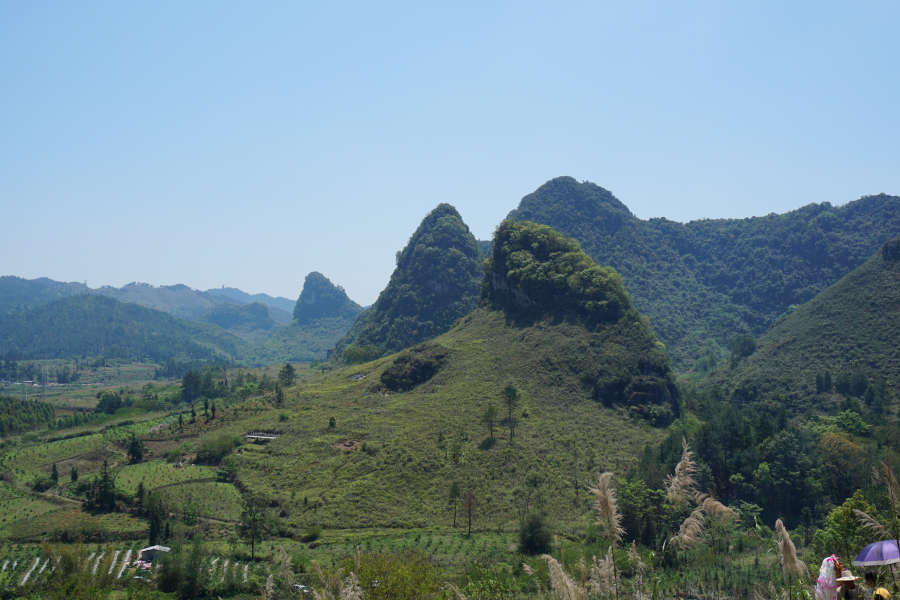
482, 219, 633, 327
342, 344, 381, 364
616, 386, 892, 550
335, 203, 483, 358
0, 395, 95, 435
815, 369, 889, 408
0, 359, 80, 383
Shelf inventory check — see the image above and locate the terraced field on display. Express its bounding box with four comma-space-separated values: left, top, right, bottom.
0, 483, 62, 537
0, 434, 114, 482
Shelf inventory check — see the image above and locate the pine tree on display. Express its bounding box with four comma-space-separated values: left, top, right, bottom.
51, 463, 59, 484
70, 465, 79, 483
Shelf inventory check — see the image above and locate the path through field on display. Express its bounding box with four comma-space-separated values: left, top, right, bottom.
20, 557, 40, 585
117, 550, 132, 579
1, 560, 7, 572
38, 558, 49, 574
108, 550, 120, 574
220, 559, 229, 582
92, 553, 105, 574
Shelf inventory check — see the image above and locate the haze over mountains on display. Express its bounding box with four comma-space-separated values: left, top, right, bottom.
2, 176, 899, 379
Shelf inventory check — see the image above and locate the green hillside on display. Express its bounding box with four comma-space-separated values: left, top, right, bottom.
230, 220, 676, 529
335, 203, 482, 357
508, 176, 900, 370
0, 276, 86, 315
256, 272, 363, 363
715, 238, 900, 411
201, 301, 282, 341
0, 295, 251, 363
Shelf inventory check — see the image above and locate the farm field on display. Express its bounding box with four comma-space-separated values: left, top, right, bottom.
108, 461, 218, 493
158, 481, 243, 522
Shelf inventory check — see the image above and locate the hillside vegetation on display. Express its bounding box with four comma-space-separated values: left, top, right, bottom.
509, 176, 900, 369
0, 276, 87, 315
201, 302, 280, 341
716, 238, 900, 411
335, 204, 482, 357
256, 272, 363, 363
0, 295, 250, 363
231, 221, 676, 531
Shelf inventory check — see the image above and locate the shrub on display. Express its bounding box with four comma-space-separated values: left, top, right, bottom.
380, 343, 449, 392
195, 435, 241, 465
519, 510, 552, 555
303, 526, 322, 543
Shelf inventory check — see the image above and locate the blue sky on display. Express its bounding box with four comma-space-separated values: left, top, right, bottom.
1, 2, 898, 305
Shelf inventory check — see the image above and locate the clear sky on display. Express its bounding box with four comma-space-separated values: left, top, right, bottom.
2, 2, 898, 305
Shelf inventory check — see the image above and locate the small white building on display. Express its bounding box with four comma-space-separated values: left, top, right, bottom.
138, 545, 171, 561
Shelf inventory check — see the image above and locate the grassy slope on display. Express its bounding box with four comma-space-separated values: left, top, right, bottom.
233, 308, 665, 535
715, 241, 900, 409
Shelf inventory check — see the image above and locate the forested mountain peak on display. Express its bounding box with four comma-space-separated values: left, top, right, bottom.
481, 220, 633, 327
293, 272, 361, 324
335, 203, 482, 357
507, 177, 900, 370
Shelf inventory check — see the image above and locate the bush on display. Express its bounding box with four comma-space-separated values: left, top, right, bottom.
519, 510, 552, 555
380, 343, 449, 392
302, 526, 322, 542
195, 435, 241, 465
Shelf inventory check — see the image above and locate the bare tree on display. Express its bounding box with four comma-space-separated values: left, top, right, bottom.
461, 490, 478, 535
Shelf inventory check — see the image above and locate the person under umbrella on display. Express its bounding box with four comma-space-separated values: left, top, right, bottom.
864, 571, 892, 600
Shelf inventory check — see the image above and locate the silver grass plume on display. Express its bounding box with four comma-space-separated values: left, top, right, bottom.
542, 554, 588, 600
339, 572, 363, 600
673, 507, 705, 549
664, 438, 699, 505
588, 546, 617, 596
589, 472, 625, 546
264, 574, 275, 600
854, 509, 891, 539
627, 541, 646, 574
444, 582, 469, 599
696, 493, 736, 521
775, 519, 808, 577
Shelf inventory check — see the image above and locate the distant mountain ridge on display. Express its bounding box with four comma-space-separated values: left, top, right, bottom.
0, 295, 250, 363
508, 176, 900, 370
204, 286, 295, 314
0, 275, 362, 365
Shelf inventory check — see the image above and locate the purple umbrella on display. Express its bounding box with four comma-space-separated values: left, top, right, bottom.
853, 540, 900, 567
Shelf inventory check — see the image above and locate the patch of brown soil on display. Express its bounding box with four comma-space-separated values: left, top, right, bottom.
332, 439, 361, 451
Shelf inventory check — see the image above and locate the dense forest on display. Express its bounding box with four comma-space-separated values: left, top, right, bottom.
508, 177, 900, 369
0, 295, 249, 363
335, 203, 483, 358
715, 237, 900, 410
